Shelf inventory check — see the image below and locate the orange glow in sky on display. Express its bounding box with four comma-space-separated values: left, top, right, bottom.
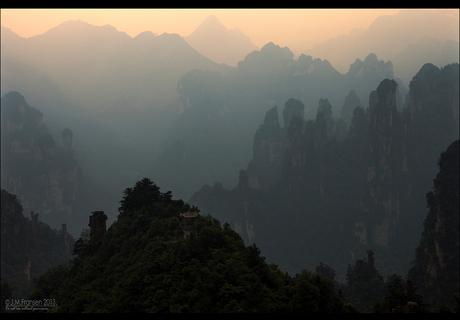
1, 8, 407, 48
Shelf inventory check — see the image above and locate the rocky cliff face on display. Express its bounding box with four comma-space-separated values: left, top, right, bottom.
405, 63, 459, 176
345, 53, 406, 111
348, 53, 394, 80
361, 79, 404, 248
189, 64, 458, 279
1, 91, 80, 230
247, 105, 285, 190
407, 140, 459, 309
1, 189, 74, 299
340, 90, 363, 127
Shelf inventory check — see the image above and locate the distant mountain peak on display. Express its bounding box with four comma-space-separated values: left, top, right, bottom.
201, 14, 221, 25
191, 14, 227, 35
50, 19, 92, 30
40, 19, 127, 39
185, 15, 258, 66
133, 30, 158, 41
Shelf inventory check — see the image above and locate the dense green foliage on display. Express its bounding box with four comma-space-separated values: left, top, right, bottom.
29, 178, 346, 312
343, 250, 385, 312
1, 189, 74, 300
19, 138, 459, 313
1, 280, 14, 312
372, 275, 427, 313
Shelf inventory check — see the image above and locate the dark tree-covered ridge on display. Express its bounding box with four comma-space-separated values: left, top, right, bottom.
30, 178, 346, 313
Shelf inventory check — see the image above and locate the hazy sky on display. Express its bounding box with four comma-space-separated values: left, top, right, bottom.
1, 8, 408, 48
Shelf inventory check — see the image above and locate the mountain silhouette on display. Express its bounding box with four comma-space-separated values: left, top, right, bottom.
391, 36, 459, 85
185, 14, 259, 67
1, 20, 231, 119
1, 20, 233, 214
304, 9, 459, 83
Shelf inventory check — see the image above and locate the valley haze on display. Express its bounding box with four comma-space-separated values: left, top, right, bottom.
0, 9, 459, 310
1, 7, 458, 231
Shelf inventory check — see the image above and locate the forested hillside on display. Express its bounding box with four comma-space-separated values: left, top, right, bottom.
29, 178, 346, 313
7, 138, 458, 313
25, 143, 460, 312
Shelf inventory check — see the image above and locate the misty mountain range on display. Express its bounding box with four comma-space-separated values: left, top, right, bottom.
1, 20, 232, 116
1, 11, 458, 234
1, 11, 459, 311
301, 9, 459, 82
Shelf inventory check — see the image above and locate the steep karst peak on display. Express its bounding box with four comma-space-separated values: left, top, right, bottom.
260, 42, 294, 59
200, 14, 224, 27
193, 14, 227, 34
364, 53, 379, 65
